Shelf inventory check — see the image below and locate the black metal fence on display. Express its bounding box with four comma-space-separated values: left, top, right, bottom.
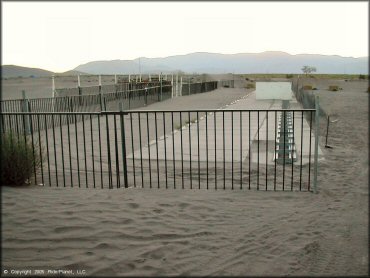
181, 81, 218, 96
291, 78, 326, 117
1, 108, 318, 191
1, 85, 172, 113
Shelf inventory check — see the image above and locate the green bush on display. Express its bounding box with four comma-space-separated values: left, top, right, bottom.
1, 132, 42, 186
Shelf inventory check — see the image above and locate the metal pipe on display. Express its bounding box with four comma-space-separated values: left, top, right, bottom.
313, 95, 320, 193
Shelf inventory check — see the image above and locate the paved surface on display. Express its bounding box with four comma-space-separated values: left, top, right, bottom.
130, 90, 324, 165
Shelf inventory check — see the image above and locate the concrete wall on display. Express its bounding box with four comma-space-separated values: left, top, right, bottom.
255, 82, 293, 100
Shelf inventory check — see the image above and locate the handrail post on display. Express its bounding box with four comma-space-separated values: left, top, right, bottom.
313, 95, 320, 193
119, 103, 129, 188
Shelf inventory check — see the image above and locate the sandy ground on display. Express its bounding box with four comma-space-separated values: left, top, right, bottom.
1, 77, 368, 276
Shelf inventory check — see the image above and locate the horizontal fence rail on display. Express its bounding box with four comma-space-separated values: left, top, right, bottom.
1, 109, 317, 191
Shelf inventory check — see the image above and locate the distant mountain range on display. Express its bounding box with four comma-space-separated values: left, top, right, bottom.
2, 65, 54, 78
1, 65, 86, 78
74, 51, 368, 75
2, 51, 368, 77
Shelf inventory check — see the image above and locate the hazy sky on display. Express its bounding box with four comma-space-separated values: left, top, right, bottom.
2, 1, 368, 72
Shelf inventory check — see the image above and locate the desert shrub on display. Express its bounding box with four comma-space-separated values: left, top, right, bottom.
1, 132, 42, 186
303, 85, 313, 90
328, 85, 339, 91
359, 74, 365, 80
286, 74, 294, 78
246, 83, 256, 89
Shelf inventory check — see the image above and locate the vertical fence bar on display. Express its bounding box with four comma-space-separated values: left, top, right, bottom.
33, 115, 43, 186
155, 112, 160, 188
98, 116, 103, 188
59, 115, 66, 187
188, 112, 192, 189
44, 115, 52, 186
138, 113, 144, 188
146, 112, 152, 188
197, 112, 200, 189
28, 111, 37, 185
300, 111, 304, 191
274, 111, 277, 191
283, 110, 286, 191
214, 111, 217, 190
51, 114, 59, 187
231, 111, 234, 190
90, 114, 96, 188
119, 108, 128, 188
74, 114, 81, 187
240, 111, 242, 189
171, 112, 176, 189
206, 112, 209, 189
82, 115, 89, 188
130, 113, 136, 187
105, 114, 113, 189
291, 111, 294, 190
248, 111, 251, 190
266, 111, 268, 190
313, 96, 320, 193
163, 112, 168, 189
257, 111, 259, 190
308, 111, 313, 191
223, 111, 225, 190
113, 115, 120, 188
180, 112, 184, 189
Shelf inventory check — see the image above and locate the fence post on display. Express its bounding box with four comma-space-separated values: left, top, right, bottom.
98, 75, 103, 111
22, 90, 31, 135
313, 95, 320, 193
119, 103, 129, 188
188, 77, 191, 95
114, 74, 118, 95
52, 75, 55, 112
160, 73, 163, 101
180, 77, 183, 96
171, 74, 174, 98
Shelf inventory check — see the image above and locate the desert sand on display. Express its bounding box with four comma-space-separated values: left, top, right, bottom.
1, 76, 368, 276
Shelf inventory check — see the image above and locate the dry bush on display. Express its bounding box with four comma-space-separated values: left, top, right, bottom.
302, 85, 313, 90
246, 83, 256, 89
328, 85, 339, 91
1, 132, 42, 186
